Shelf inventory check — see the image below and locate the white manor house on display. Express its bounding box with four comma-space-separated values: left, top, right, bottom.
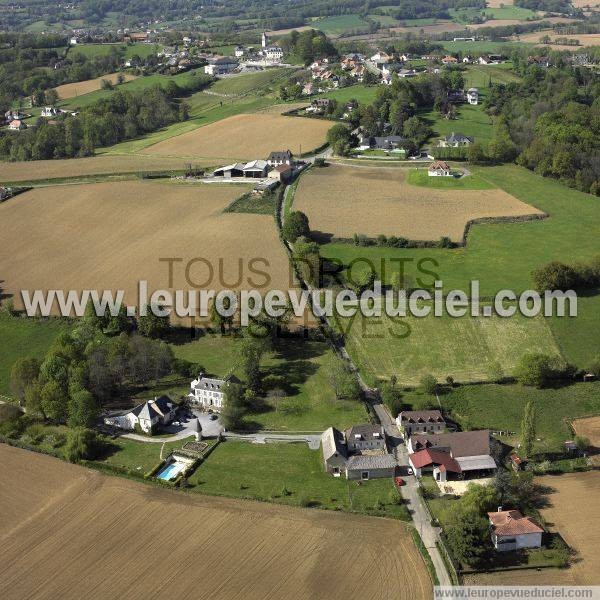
189, 373, 228, 410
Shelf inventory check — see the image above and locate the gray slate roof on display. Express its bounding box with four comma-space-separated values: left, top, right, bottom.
444, 132, 473, 144
346, 454, 397, 470
321, 427, 347, 461
345, 423, 385, 441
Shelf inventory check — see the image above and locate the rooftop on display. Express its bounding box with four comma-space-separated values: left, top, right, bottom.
488, 510, 544, 536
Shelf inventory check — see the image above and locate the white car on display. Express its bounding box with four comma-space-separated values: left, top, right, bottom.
407, 467, 413, 475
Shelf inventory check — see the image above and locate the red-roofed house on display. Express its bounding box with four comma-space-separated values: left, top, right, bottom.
428, 160, 451, 177
488, 509, 544, 552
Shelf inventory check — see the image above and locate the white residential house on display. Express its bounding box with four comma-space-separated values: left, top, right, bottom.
234, 46, 245, 57
8, 119, 26, 131
189, 373, 227, 410
41, 106, 60, 117
428, 160, 452, 177
70, 37, 78, 45
267, 149, 293, 167
265, 46, 283, 62
438, 132, 473, 148
488, 509, 544, 552
370, 51, 392, 63
466, 87, 479, 105
103, 396, 177, 433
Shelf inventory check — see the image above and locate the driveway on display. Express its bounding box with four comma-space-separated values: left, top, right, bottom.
121, 409, 224, 443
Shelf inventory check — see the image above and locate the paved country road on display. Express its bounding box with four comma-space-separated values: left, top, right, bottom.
278, 171, 452, 587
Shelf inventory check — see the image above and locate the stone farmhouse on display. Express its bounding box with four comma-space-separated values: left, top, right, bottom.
322, 424, 397, 480
204, 56, 238, 75
407, 430, 497, 484
188, 373, 228, 411
396, 410, 446, 439
103, 396, 177, 433
488, 509, 544, 552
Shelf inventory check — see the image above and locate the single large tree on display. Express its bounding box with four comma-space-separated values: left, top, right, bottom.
67, 389, 100, 428
520, 399, 536, 459
282, 211, 310, 243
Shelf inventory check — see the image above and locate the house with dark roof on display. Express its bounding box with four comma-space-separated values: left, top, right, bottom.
103, 396, 176, 433
321, 424, 397, 480
438, 132, 473, 148
488, 509, 544, 552
408, 430, 497, 483
266, 149, 293, 167
396, 410, 446, 438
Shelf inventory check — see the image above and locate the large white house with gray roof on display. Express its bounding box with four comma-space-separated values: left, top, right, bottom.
189, 373, 227, 410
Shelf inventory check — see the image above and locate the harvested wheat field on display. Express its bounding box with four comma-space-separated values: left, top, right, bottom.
294, 165, 542, 242
0, 180, 296, 322
519, 31, 600, 48
145, 112, 331, 160
0, 445, 432, 600
0, 155, 201, 183
572, 416, 600, 448
54, 72, 137, 100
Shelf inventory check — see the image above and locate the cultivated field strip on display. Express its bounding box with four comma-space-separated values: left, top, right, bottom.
294, 165, 543, 243
54, 72, 137, 100
0, 445, 432, 600
0, 181, 296, 322
144, 112, 331, 160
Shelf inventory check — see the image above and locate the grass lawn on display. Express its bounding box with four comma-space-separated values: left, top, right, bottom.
421, 102, 494, 145
463, 63, 521, 89
69, 43, 160, 59
210, 68, 294, 96
224, 190, 277, 215
172, 335, 368, 431
548, 293, 600, 368
320, 84, 379, 104
334, 308, 559, 386
407, 169, 495, 189
403, 382, 600, 454
100, 437, 190, 473
312, 14, 369, 35
187, 440, 410, 519
0, 316, 68, 396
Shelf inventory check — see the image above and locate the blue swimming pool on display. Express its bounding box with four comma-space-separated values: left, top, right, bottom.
156, 460, 187, 481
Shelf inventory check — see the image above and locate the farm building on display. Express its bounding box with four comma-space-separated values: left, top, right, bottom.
264, 46, 284, 62
103, 396, 176, 433
396, 410, 446, 438
188, 373, 228, 411
427, 161, 451, 177
488, 509, 544, 552
268, 164, 293, 183
407, 430, 497, 484
212, 160, 269, 178
204, 56, 238, 75
321, 424, 397, 480
306, 98, 331, 114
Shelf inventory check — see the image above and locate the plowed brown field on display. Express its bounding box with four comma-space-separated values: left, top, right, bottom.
0, 444, 432, 600
572, 416, 600, 448
55, 72, 137, 99
0, 181, 295, 322
294, 165, 542, 242
145, 113, 331, 160
0, 155, 201, 183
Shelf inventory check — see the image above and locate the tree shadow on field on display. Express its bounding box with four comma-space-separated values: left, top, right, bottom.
309, 230, 334, 244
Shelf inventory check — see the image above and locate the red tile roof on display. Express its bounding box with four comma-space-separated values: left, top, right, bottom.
409, 449, 461, 473
488, 510, 544, 536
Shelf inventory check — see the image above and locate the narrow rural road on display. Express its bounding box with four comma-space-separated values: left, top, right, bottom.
278, 169, 451, 587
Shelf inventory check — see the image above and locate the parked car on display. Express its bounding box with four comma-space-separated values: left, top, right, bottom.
407, 467, 413, 475
394, 477, 405, 487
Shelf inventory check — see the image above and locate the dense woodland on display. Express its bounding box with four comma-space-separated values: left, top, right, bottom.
0, 86, 182, 160
485, 57, 600, 194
